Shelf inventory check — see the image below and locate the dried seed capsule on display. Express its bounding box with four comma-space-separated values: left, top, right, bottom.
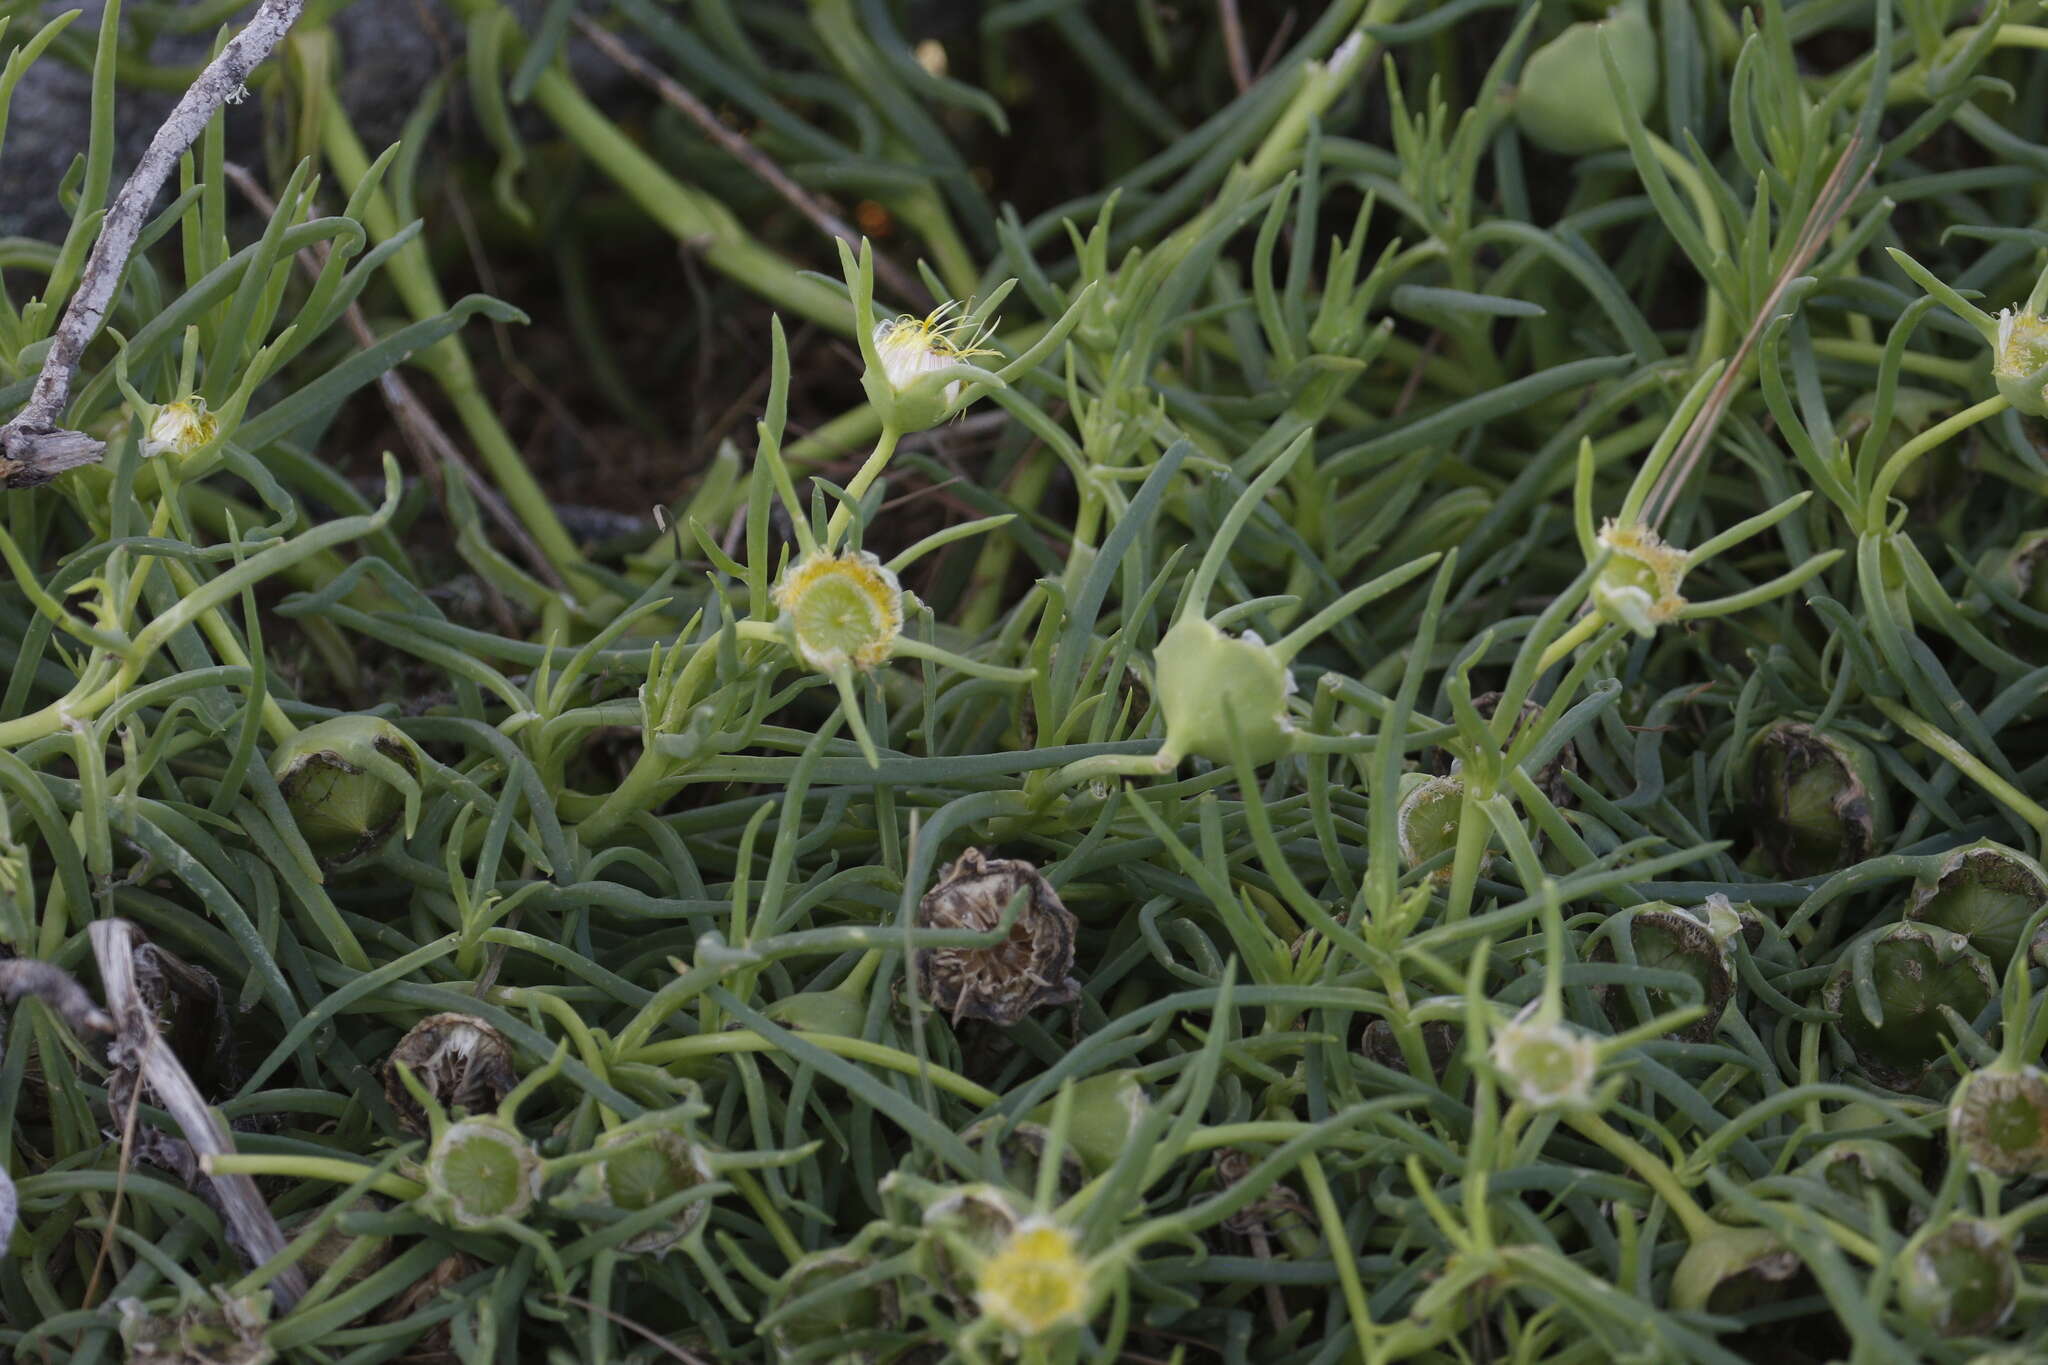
1947, 1065, 2048, 1177
769, 1250, 899, 1363
1822, 923, 1997, 1092
1152, 617, 1298, 768
915, 849, 1080, 1026
1025, 1069, 1150, 1173
1670, 1227, 1800, 1314
118, 1286, 272, 1365
382, 1014, 517, 1136
1593, 903, 1734, 1044
1897, 1217, 2017, 1337
273, 715, 421, 862
1515, 1, 1659, 155
1904, 840, 2048, 970
1743, 721, 1890, 879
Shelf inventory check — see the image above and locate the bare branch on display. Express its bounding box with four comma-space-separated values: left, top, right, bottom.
90, 920, 308, 1310
0, 0, 308, 488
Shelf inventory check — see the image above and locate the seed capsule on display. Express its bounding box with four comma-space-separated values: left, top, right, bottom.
1743, 721, 1889, 879
273, 715, 421, 862
1514, 1, 1659, 155
915, 850, 1080, 1026
1822, 922, 1996, 1092
1947, 1065, 2048, 1177
1669, 1227, 1800, 1314
1904, 840, 2048, 970
769, 1250, 899, 1363
771, 549, 904, 674
1897, 1217, 2017, 1337
1025, 1069, 1151, 1173
424, 1119, 542, 1230
1594, 903, 1733, 1044
382, 1014, 517, 1136
1397, 773, 1479, 882
916, 1184, 1021, 1312
1361, 1019, 1461, 1080
573, 1125, 714, 1255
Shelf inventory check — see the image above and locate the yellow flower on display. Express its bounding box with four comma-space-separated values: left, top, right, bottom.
771, 549, 904, 673
975, 1219, 1089, 1337
872, 302, 997, 408
142, 396, 219, 460
1590, 519, 1688, 636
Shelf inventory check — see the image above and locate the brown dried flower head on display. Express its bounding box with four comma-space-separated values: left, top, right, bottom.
915, 849, 1080, 1026
382, 1013, 518, 1136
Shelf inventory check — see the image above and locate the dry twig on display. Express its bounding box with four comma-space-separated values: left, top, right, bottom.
570, 14, 932, 309
0, 0, 307, 488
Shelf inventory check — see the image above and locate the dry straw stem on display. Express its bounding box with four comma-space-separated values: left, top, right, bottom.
1642, 136, 1874, 530
90, 919, 308, 1310
0, 0, 307, 486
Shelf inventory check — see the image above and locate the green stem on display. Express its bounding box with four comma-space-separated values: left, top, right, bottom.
823, 426, 903, 551
202, 1153, 424, 1201
628, 1030, 999, 1107
1567, 1111, 1722, 1244
1645, 132, 1731, 362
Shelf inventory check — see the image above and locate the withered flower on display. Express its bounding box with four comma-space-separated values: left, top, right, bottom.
381, 1013, 517, 1136
915, 850, 1079, 1026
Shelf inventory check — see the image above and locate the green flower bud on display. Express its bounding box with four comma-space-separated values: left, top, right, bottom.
762, 989, 870, 1037
1515, 1, 1659, 155
769, 1250, 899, 1363
1153, 616, 1298, 768
1025, 1070, 1150, 1172
119, 1286, 272, 1365
1594, 903, 1733, 1044
1802, 1139, 1925, 1216
1947, 1065, 2048, 1177
1993, 308, 2048, 417
1823, 923, 1997, 1092
272, 715, 422, 862
1397, 773, 1482, 882
1897, 1217, 2016, 1337
1904, 840, 2048, 970
1669, 1227, 1800, 1315
1743, 721, 1890, 879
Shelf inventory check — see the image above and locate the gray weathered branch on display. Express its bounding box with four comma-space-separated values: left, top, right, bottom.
0, 0, 307, 489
